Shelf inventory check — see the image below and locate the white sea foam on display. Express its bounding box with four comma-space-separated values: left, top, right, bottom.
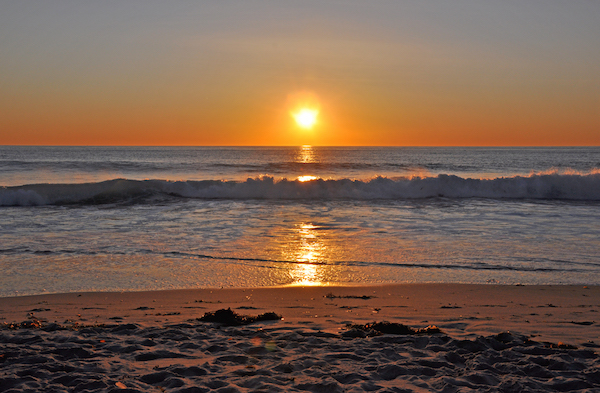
2, 170, 599, 206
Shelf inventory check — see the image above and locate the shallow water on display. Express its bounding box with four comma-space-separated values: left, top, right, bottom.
1, 146, 599, 296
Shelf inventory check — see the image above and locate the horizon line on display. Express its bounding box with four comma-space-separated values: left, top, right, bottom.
1, 144, 599, 148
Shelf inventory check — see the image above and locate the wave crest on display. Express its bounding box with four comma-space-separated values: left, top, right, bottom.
1, 171, 600, 206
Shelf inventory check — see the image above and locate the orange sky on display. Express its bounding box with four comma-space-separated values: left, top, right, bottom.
1, 2, 599, 146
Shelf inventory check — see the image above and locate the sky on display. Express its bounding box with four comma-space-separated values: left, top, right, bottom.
1, 1, 599, 146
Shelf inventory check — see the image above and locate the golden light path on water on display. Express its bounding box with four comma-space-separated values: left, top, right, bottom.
285, 145, 333, 286
241, 145, 419, 287
296, 145, 319, 182
297, 145, 315, 163
250, 145, 429, 287
282, 223, 327, 286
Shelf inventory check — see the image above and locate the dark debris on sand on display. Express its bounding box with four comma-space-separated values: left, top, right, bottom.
198, 308, 282, 326
345, 321, 442, 337
2, 320, 45, 330
325, 292, 374, 300
1, 319, 124, 332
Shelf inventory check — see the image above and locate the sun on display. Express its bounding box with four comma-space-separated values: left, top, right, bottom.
292, 108, 319, 129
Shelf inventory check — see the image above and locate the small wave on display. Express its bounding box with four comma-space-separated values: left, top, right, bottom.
4, 248, 574, 273
1, 171, 599, 206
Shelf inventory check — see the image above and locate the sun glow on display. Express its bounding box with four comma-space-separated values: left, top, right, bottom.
292, 108, 319, 129
297, 175, 318, 182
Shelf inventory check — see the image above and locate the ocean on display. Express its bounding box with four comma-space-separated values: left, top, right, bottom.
1, 146, 599, 297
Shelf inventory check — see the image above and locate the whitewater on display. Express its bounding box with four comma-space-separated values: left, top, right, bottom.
2, 172, 600, 206
1, 146, 599, 296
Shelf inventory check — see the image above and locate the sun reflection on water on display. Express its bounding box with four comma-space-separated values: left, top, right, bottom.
284, 223, 328, 286
297, 145, 316, 163
295, 145, 320, 183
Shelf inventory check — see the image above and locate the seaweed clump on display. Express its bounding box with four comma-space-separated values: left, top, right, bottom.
347, 321, 442, 336
198, 308, 282, 326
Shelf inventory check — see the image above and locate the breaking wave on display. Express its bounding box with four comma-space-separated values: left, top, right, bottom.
1, 171, 600, 206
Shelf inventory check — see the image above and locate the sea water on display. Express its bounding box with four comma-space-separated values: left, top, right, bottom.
1, 146, 599, 296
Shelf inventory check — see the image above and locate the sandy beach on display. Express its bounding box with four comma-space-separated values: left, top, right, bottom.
1, 284, 599, 392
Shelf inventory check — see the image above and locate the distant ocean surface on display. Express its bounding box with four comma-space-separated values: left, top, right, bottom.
1, 146, 599, 297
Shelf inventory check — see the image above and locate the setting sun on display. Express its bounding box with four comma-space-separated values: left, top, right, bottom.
292, 108, 319, 129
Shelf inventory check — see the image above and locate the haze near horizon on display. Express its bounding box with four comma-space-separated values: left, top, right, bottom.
1, 1, 599, 146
